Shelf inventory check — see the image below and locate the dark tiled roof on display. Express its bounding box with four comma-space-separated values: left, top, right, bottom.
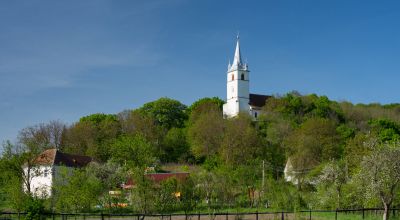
34, 149, 93, 168
249, 93, 271, 107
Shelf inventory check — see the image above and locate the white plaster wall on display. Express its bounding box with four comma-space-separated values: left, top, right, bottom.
238, 98, 250, 113
250, 108, 262, 119
223, 101, 239, 118
237, 73, 249, 99
224, 69, 250, 118
24, 165, 52, 197
23, 165, 76, 198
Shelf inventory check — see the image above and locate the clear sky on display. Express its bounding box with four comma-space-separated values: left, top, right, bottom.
1, 0, 400, 144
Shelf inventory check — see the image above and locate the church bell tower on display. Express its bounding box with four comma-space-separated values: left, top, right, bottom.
223, 36, 250, 118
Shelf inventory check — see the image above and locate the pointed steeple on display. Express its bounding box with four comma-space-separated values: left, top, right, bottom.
228, 34, 247, 72
232, 35, 242, 66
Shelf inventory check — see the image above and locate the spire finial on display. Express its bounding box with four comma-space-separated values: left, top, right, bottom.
232, 34, 242, 66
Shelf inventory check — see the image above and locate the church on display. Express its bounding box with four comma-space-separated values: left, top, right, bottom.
223, 36, 270, 118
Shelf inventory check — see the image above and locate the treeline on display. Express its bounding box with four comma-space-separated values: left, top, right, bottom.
1, 93, 400, 219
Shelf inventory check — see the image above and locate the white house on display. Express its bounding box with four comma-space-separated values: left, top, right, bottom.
222, 36, 270, 119
23, 149, 93, 197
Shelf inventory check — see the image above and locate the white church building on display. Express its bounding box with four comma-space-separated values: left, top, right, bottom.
223, 36, 270, 118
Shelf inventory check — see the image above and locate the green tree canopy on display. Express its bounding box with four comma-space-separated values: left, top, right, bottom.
187, 102, 224, 159
110, 135, 156, 168
137, 97, 187, 129
187, 97, 225, 114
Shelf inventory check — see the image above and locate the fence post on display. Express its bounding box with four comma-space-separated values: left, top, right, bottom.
18, 212, 20, 220
335, 209, 338, 220
226, 212, 228, 220
281, 212, 284, 220
362, 207, 365, 219
256, 211, 258, 220
101, 212, 104, 220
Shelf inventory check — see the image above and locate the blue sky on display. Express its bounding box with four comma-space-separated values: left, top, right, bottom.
1, 0, 400, 144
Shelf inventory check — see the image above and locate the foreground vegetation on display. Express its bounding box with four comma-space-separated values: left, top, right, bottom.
1, 92, 400, 220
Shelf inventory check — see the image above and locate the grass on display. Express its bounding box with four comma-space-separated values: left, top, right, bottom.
1, 210, 400, 220
296, 211, 400, 220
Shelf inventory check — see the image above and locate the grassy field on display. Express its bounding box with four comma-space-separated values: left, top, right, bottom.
0, 211, 399, 220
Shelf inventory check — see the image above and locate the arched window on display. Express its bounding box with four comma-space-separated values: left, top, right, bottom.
231, 74, 234, 81
255, 112, 258, 118
241, 73, 245, 80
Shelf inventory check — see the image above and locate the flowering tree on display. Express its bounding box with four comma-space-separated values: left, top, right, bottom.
359, 141, 400, 220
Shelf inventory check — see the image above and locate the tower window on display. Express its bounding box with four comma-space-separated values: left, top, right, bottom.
241, 73, 245, 80
255, 112, 258, 118
231, 74, 234, 81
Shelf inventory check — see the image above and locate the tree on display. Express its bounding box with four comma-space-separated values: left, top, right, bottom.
110, 135, 156, 168
178, 176, 199, 214
220, 114, 262, 166
118, 110, 163, 145
18, 120, 66, 150
358, 141, 400, 220
155, 178, 179, 213
0, 143, 30, 211
137, 97, 187, 129
369, 118, 400, 142
187, 102, 224, 159
344, 134, 374, 175
315, 161, 347, 209
63, 113, 120, 161
129, 167, 157, 214
284, 118, 341, 189
162, 127, 190, 162
85, 161, 128, 210
187, 97, 225, 114
62, 122, 91, 156
53, 167, 102, 213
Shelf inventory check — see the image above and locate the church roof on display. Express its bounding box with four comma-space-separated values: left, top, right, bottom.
232, 36, 242, 66
249, 93, 271, 108
34, 149, 93, 168
228, 36, 248, 72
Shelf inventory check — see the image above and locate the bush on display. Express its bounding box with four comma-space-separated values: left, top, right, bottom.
24, 197, 45, 220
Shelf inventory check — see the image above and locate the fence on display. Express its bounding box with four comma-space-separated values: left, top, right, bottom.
1, 208, 400, 220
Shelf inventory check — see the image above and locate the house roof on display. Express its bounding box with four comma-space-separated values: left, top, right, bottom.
249, 93, 271, 108
34, 149, 93, 168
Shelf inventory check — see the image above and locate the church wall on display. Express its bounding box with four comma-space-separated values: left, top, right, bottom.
223, 101, 239, 118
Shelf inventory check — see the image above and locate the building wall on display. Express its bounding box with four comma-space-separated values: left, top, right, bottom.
250, 107, 262, 119
224, 68, 250, 118
24, 165, 53, 197
23, 165, 74, 198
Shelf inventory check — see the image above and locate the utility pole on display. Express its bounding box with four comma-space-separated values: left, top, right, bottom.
262, 160, 265, 190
